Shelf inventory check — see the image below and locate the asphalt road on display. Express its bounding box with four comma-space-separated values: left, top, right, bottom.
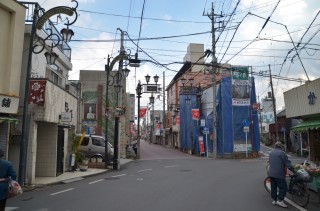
6, 142, 320, 211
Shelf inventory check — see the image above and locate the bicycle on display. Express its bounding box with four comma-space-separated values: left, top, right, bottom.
264, 170, 311, 207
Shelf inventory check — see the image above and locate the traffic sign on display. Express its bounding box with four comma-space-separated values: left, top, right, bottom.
243, 119, 250, 126
203, 127, 209, 134
243, 126, 249, 133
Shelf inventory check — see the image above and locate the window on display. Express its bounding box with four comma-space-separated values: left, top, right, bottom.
81, 137, 89, 146
47, 64, 63, 87
92, 137, 105, 147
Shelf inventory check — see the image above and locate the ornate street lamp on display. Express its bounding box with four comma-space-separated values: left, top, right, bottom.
19, 0, 79, 185
145, 74, 151, 84
136, 82, 143, 159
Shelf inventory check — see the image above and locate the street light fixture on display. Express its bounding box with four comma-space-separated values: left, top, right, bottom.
19, 1, 79, 185
136, 82, 143, 159
145, 74, 151, 84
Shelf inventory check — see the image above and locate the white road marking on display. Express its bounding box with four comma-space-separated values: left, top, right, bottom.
137, 178, 144, 181
164, 165, 179, 168
284, 197, 308, 211
88, 179, 104, 184
5, 207, 19, 211
50, 188, 74, 196
112, 174, 126, 177
138, 169, 152, 172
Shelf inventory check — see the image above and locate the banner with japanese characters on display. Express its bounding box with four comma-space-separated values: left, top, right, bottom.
191, 109, 200, 120
28, 80, 46, 106
231, 66, 250, 106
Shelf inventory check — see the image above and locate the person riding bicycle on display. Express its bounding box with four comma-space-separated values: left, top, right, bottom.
269, 141, 294, 208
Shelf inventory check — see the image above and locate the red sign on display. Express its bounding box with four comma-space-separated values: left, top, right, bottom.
175, 117, 180, 125
139, 107, 147, 118
199, 136, 205, 154
28, 80, 46, 106
252, 103, 260, 110
191, 109, 200, 120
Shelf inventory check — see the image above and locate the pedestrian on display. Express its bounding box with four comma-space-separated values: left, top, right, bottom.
0, 149, 17, 211
268, 141, 294, 208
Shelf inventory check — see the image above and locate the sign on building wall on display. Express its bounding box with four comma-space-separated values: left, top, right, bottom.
231, 66, 250, 106
192, 109, 200, 120
0, 95, 19, 114
28, 80, 46, 106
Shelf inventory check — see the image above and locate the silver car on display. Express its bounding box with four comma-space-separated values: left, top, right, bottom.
77, 134, 114, 161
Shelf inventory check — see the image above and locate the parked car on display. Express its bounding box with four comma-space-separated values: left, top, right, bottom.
76, 134, 114, 161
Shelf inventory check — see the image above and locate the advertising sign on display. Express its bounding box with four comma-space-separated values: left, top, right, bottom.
139, 107, 148, 118
231, 66, 250, 106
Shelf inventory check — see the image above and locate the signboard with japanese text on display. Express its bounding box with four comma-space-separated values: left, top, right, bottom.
231, 66, 250, 106
0, 95, 19, 114
61, 112, 72, 122
28, 80, 46, 106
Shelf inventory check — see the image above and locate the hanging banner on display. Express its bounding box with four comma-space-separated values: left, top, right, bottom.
28, 80, 46, 106
231, 66, 250, 106
191, 109, 200, 120
199, 136, 205, 154
139, 107, 147, 118
176, 117, 180, 125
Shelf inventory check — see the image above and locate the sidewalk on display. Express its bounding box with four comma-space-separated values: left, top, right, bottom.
23, 158, 133, 191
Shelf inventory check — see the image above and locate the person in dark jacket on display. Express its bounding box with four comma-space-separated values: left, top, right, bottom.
0, 149, 17, 211
269, 141, 294, 208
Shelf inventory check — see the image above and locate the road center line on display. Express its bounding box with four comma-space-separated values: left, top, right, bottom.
112, 174, 126, 177
138, 169, 152, 172
50, 188, 74, 196
88, 179, 104, 184
164, 165, 179, 168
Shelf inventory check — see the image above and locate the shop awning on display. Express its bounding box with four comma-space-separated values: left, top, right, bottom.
291, 119, 320, 132
0, 116, 19, 124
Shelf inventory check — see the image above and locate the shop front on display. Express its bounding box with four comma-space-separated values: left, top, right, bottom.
284, 78, 320, 193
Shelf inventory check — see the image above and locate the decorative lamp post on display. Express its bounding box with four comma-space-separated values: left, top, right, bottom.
136, 82, 143, 159
19, 1, 79, 185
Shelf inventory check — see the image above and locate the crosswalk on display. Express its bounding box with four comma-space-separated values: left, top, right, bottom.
260, 150, 292, 159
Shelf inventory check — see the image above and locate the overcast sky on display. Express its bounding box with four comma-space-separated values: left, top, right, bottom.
20, 0, 320, 111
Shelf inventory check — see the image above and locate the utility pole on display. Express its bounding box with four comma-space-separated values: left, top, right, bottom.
162, 71, 166, 146
269, 64, 278, 142
204, 2, 222, 158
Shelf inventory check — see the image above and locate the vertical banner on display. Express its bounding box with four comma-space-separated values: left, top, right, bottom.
191, 109, 200, 120
130, 94, 135, 122
231, 66, 250, 106
155, 123, 161, 136
175, 117, 180, 125
139, 107, 148, 118
28, 80, 46, 106
199, 136, 205, 155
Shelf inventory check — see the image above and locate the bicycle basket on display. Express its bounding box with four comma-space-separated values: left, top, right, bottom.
296, 168, 312, 182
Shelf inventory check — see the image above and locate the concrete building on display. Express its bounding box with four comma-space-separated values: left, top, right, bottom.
0, 0, 26, 161
79, 70, 130, 159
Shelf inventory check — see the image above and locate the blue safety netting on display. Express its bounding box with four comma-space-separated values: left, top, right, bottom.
179, 76, 260, 156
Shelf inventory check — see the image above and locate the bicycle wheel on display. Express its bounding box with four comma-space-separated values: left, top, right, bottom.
264, 177, 271, 193
290, 182, 309, 207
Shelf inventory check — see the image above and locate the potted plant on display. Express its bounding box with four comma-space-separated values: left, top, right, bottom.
75, 151, 88, 171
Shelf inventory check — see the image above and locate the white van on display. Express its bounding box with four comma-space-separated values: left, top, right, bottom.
77, 134, 114, 161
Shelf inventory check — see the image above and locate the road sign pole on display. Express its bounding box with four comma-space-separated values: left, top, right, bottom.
245, 131, 248, 159
206, 133, 208, 158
